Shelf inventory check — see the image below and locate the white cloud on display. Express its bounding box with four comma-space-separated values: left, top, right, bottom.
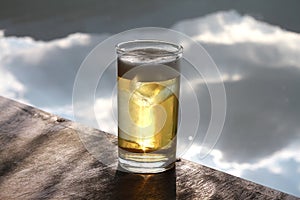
0, 30, 26, 100
174, 10, 300, 46
1, 32, 95, 65
184, 142, 300, 178
0, 31, 108, 119
189, 73, 242, 86
0, 67, 26, 100
94, 97, 117, 135
173, 10, 300, 69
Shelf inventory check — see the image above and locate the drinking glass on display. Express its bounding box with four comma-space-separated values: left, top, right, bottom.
116, 40, 182, 173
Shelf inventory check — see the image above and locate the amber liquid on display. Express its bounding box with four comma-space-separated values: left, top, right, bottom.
118, 76, 179, 153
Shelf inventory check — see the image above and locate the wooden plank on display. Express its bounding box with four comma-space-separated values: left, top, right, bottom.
0, 96, 298, 200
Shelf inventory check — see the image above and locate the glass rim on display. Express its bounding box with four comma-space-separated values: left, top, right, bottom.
116, 40, 183, 57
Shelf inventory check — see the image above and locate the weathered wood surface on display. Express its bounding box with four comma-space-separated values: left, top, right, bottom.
0, 96, 298, 200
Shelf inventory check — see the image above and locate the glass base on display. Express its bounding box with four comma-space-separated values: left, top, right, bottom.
118, 157, 175, 173
118, 148, 176, 173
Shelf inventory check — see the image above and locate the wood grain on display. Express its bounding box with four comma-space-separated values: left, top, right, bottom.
0, 96, 298, 200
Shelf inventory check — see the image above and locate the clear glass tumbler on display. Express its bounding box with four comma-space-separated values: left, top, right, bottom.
116, 40, 182, 173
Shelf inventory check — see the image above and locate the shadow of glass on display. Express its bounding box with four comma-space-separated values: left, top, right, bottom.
110, 165, 176, 200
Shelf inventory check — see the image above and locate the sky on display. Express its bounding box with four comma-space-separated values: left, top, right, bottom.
1, 10, 300, 197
